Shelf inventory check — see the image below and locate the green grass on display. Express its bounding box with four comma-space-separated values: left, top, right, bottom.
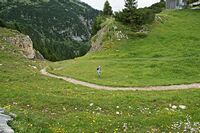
1, 12, 200, 132
49, 10, 200, 87
1, 45, 200, 132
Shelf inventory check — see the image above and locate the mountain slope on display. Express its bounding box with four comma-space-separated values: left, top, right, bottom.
49, 10, 200, 87
0, 0, 99, 61
0, 28, 200, 133
1, 27, 200, 133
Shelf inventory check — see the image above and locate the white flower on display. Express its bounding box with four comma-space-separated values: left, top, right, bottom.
89, 103, 94, 106
63, 107, 66, 111
116, 106, 119, 109
116, 111, 120, 115
96, 107, 102, 111
12, 102, 18, 105
179, 105, 186, 110
123, 123, 128, 131
165, 108, 169, 111
172, 105, 177, 109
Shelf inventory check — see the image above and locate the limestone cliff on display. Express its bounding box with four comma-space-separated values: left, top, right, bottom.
0, 27, 44, 60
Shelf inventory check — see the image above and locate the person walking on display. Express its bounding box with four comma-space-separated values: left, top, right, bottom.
97, 66, 101, 78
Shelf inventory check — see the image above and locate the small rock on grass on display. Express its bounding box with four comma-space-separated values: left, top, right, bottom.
0, 108, 14, 133
0, 108, 4, 113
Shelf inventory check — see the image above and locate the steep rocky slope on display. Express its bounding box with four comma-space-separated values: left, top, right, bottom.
0, 0, 99, 61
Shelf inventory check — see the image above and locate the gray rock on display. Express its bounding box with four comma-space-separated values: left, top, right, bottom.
0, 108, 14, 133
4, 35, 35, 59
0, 108, 4, 113
34, 50, 44, 60
3, 33, 44, 60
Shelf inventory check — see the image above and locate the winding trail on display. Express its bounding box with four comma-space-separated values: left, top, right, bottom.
41, 68, 200, 91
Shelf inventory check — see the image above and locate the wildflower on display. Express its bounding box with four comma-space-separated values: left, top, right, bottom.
179, 105, 186, 110
172, 105, 177, 109
12, 102, 17, 105
63, 107, 66, 111
95, 107, 102, 111
123, 123, 128, 132
3, 105, 11, 111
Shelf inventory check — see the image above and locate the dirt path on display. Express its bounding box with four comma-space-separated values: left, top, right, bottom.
40, 68, 200, 91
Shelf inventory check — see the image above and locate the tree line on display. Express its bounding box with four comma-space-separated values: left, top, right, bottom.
92, 0, 166, 35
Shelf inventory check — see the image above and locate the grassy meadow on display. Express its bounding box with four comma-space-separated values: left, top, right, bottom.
49, 10, 200, 87
0, 10, 200, 132
0, 42, 200, 132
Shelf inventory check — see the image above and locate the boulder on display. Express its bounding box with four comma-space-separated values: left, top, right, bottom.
0, 108, 14, 133
4, 35, 35, 59
2, 31, 44, 60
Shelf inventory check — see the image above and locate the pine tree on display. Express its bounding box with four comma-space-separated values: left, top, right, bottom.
103, 0, 113, 16
124, 0, 137, 11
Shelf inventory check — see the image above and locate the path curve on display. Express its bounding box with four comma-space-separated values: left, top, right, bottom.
40, 68, 200, 91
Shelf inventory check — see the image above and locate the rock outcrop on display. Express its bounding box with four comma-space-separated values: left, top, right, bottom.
0, 0, 99, 61
1, 28, 44, 60
4, 35, 35, 59
0, 108, 14, 133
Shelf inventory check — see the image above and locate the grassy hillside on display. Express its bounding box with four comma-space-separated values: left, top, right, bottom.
0, 0, 99, 61
49, 10, 200, 87
0, 28, 200, 132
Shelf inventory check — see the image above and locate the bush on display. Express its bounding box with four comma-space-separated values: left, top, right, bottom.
114, 8, 155, 26
92, 15, 106, 35
149, 0, 166, 13
0, 19, 6, 27
188, 0, 199, 4
136, 8, 155, 25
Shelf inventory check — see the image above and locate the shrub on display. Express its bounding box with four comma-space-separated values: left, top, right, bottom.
149, 0, 166, 14
92, 15, 106, 35
114, 8, 155, 26
0, 19, 6, 27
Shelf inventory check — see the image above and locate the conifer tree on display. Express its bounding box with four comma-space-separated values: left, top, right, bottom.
103, 0, 113, 16
124, 0, 137, 11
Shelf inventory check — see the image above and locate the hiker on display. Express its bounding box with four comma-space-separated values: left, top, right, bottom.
97, 66, 101, 78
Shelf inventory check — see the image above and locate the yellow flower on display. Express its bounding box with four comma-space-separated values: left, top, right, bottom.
3, 105, 11, 111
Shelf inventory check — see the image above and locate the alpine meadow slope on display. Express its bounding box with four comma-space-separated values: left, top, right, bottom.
1, 27, 200, 133
49, 10, 200, 87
